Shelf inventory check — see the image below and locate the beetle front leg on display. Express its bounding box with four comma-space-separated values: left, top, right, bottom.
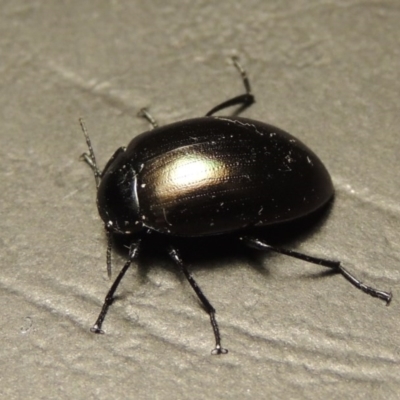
91, 239, 142, 334
241, 236, 392, 304
168, 246, 228, 355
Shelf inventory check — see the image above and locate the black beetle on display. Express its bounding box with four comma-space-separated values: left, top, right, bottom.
80, 58, 391, 355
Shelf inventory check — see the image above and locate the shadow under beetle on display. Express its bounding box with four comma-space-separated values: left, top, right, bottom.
80, 58, 391, 355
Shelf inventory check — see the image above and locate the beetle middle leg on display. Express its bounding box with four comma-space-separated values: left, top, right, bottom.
205, 57, 255, 117
138, 107, 159, 129
168, 246, 228, 355
241, 236, 392, 304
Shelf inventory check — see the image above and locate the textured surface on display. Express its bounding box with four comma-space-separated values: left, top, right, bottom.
1, 1, 399, 399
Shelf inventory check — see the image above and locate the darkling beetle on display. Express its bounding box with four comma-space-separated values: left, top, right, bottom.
80, 57, 391, 355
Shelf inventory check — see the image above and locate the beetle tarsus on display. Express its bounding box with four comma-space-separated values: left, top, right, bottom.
231, 55, 252, 96
138, 107, 159, 129
90, 324, 105, 334
338, 264, 392, 304
211, 343, 228, 355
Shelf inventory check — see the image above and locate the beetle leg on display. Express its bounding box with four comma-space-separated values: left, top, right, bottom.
91, 239, 142, 334
168, 246, 228, 355
138, 107, 159, 129
241, 236, 392, 304
105, 229, 113, 278
205, 57, 255, 117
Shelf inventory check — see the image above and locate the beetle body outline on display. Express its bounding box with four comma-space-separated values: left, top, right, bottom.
80, 58, 391, 355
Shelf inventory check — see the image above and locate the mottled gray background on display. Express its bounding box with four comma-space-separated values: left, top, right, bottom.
1, 1, 399, 399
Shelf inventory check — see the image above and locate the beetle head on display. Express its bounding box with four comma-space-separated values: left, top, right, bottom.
97, 161, 143, 235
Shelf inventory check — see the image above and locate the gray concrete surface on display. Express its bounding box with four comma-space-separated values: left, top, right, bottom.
1, 1, 399, 399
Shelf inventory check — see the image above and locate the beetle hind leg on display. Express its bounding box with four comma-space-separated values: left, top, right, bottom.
241, 236, 392, 304
168, 246, 228, 355
205, 57, 255, 117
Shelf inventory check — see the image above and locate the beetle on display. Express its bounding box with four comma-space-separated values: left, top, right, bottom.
80, 58, 391, 355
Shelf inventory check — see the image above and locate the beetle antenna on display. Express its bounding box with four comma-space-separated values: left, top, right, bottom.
79, 118, 101, 188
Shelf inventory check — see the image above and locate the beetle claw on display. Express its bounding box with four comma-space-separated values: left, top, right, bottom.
211, 345, 228, 355
90, 324, 105, 334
